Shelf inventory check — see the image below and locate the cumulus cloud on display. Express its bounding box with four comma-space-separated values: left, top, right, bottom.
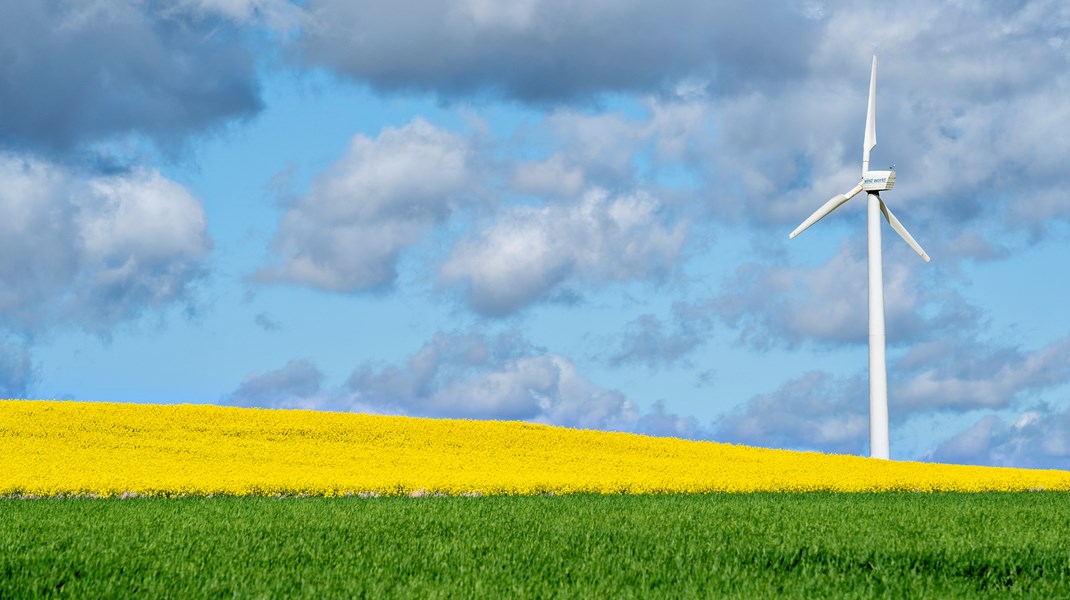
928, 408, 1070, 470
222, 329, 729, 438
255, 118, 477, 291
282, 2, 1070, 239
347, 331, 639, 429
715, 371, 870, 455
224, 331, 642, 430
709, 239, 976, 349
509, 94, 713, 194
294, 0, 819, 102
177, 0, 302, 28
541, 111, 647, 184
635, 400, 710, 440
512, 154, 585, 199
607, 312, 707, 369
892, 334, 1070, 411
713, 330, 1070, 459
440, 188, 686, 315
453, 2, 1062, 254
227, 359, 338, 410
0, 1, 262, 154
0, 154, 210, 335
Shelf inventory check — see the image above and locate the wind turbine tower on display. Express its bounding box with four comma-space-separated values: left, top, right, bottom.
789, 56, 930, 460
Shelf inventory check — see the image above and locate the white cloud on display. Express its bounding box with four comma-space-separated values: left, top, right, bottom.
544, 111, 645, 183
294, 0, 818, 102
439, 188, 686, 315
502, 2, 1058, 247
0, 1, 261, 154
608, 312, 706, 369
455, 0, 540, 31
711, 239, 973, 349
256, 118, 476, 291
640, 93, 714, 165
893, 334, 1070, 411
512, 154, 585, 198
710, 329, 1070, 460
635, 399, 709, 439
220, 329, 754, 441
347, 331, 639, 429
929, 405, 1070, 470
228, 359, 328, 410
714, 371, 870, 455
177, 0, 303, 28
513, 94, 712, 193
0, 154, 210, 334
225, 331, 715, 434
81, 172, 209, 272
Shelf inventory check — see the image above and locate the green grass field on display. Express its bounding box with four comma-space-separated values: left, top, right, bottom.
3, 493, 1068, 598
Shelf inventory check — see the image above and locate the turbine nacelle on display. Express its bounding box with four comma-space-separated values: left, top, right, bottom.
862, 170, 895, 192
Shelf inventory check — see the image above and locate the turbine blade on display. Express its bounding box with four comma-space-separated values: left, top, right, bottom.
862, 55, 877, 173
879, 199, 930, 262
789, 183, 864, 239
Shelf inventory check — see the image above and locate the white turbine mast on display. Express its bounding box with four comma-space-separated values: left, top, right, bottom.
789, 56, 930, 460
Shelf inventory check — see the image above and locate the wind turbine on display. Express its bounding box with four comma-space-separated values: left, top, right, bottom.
789, 56, 929, 460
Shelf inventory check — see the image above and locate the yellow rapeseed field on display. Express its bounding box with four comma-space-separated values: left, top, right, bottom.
2, 399, 1068, 497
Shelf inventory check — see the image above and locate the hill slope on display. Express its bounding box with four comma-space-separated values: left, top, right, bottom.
3, 399, 1068, 496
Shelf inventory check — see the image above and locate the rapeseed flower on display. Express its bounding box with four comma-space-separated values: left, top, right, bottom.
2, 399, 1068, 497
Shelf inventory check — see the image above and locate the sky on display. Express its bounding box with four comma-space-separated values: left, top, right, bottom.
3, 0, 1070, 469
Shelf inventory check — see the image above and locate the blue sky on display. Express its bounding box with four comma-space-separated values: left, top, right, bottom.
4, 0, 1070, 468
